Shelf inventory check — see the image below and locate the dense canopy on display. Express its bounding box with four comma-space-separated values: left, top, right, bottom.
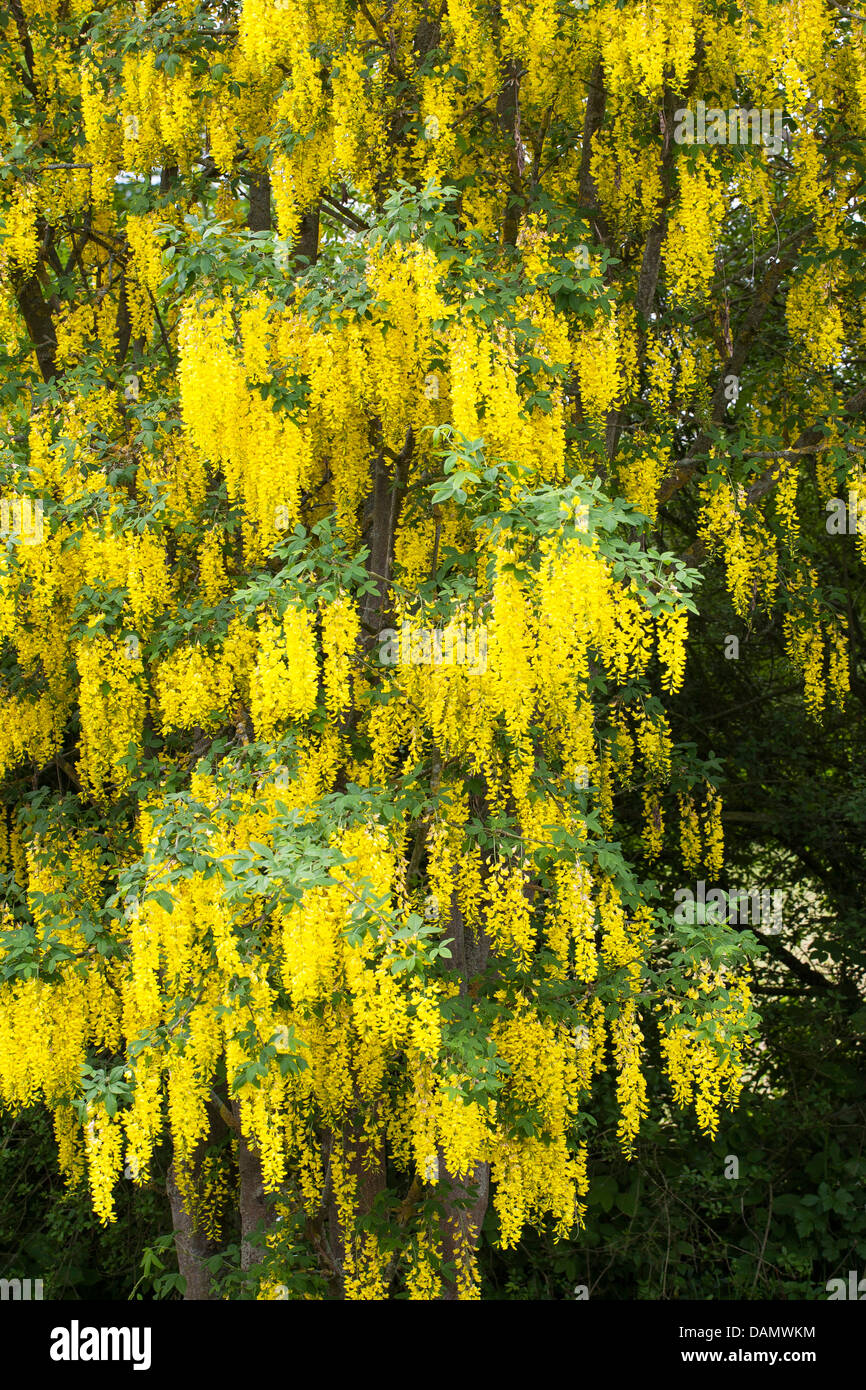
0, 0, 864, 1300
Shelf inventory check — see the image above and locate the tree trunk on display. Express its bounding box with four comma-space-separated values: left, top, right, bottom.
325, 1123, 388, 1297
293, 206, 320, 267
496, 59, 525, 247
436, 888, 492, 1297
247, 173, 272, 233
13, 269, 57, 382
166, 1159, 220, 1300
165, 1101, 234, 1300
438, 1155, 490, 1300
359, 425, 413, 652
231, 1101, 276, 1272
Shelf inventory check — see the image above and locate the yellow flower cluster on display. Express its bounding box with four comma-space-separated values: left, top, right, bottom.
660, 971, 753, 1139
702, 788, 724, 877
76, 632, 146, 799
83, 1103, 124, 1225
785, 266, 845, 368
1, 186, 40, 277
679, 795, 702, 872
657, 607, 689, 693
663, 165, 725, 305
250, 605, 318, 738
320, 596, 359, 719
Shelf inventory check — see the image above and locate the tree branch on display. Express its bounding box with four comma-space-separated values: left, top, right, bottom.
9, 0, 37, 97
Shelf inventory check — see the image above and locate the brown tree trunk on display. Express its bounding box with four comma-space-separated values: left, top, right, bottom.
231, 1101, 276, 1271
435, 887, 492, 1297
247, 173, 272, 233
293, 206, 320, 267
165, 1101, 234, 1300
325, 1123, 388, 1296
13, 269, 57, 382
166, 1159, 221, 1300
496, 59, 525, 247
357, 423, 413, 656
438, 1156, 490, 1300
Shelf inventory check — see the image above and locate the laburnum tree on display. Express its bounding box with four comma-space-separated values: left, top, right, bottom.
0, 0, 862, 1301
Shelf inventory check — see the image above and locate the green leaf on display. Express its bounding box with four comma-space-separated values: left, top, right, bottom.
146, 890, 174, 914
